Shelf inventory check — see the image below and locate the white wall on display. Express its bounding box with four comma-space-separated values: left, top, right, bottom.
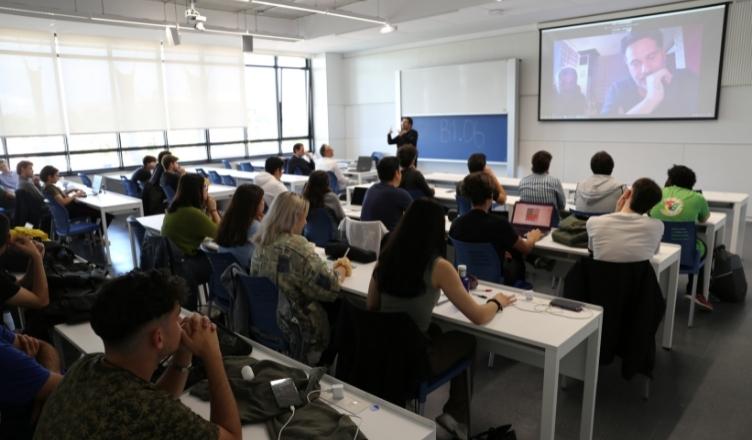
333, 2, 752, 199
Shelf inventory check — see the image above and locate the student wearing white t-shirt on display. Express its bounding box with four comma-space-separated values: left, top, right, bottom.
586, 178, 664, 262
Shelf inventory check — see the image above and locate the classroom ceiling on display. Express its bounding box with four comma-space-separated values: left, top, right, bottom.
0, 0, 696, 54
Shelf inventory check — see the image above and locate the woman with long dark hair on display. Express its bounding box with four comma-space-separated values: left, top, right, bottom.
216, 184, 264, 267
367, 198, 516, 439
302, 171, 345, 223
161, 173, 219, 309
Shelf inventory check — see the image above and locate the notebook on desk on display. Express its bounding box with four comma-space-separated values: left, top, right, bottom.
510, 201, 554, 236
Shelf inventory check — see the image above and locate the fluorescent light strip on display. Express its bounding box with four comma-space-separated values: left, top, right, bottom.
252, 0, 388, 26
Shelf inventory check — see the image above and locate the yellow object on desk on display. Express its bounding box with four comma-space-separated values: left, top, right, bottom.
10, 227, 49, 241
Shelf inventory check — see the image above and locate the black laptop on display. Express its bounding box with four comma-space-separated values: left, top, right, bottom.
510, 201, 555, 236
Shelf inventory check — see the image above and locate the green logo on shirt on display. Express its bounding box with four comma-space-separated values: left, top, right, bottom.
661, 197, 684, 217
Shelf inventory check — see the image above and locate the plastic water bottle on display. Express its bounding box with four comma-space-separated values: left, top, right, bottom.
458, 264, 470, 292
524, 290, 534, 302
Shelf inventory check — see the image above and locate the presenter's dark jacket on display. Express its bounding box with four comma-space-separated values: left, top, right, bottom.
387, 129, 418, 148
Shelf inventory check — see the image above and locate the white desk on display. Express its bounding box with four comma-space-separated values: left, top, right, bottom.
335, 256, 603, 440
52, 321, 436, 440
696, 212, 727, 303
342, 169, 378, 185
190, 166, 308, 193
703, 191, 748, 255
533, 235, 681, 349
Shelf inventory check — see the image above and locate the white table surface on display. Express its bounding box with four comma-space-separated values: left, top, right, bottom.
333, 251, 602, 440
53, 321, 436, 440
189, 166, 308, 192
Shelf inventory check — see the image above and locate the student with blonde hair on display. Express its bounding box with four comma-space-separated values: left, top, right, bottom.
250, 192, 351, 365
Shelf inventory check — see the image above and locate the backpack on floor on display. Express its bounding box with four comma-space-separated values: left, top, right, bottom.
471, 424, 517, 440
710, 245, 747, 303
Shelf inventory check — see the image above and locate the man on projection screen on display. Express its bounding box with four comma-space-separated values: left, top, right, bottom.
601, 29, 699, 117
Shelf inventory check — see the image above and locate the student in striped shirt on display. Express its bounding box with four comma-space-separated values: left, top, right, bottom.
519, 150, 566, 214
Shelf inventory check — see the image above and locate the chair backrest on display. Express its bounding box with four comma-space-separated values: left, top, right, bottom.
238, 162, 254, 172
449, 237, 503, 284
207, 170, 223, 185
126, 215, 146, 261
237, 275, 287, 352
77, 173, 92, 188
120, 176, 139, 197
304, 208, 336, 246
334, 300, 430, 405
204, 251, 240, 310
195, 168, 208, 178
455, 194, 472, 216
14, 188, 48, 230
222, 159, 232, 169
326, 171, 341, 194
370, 152, 385, 166
220, 175, 237, 187
661, 221, 700, 270
339, 217, 388, 256
161, 183, 176, 204
45, 198, 70, 236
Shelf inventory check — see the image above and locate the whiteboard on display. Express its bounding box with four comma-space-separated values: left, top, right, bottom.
400, 60, 509, 116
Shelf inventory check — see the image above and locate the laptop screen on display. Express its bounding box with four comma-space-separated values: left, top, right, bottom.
511, 202, 554, 228
91, 175, 103, 195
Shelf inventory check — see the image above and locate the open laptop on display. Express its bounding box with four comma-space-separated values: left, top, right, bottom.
90, 175, 103, 195
510, 201, 555, 236
354, 156, 372, 172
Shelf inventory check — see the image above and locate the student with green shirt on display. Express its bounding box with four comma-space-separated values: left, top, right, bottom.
650, 165, 712, 309
161, 173, 221, 309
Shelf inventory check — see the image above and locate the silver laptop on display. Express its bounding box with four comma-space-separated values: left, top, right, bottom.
91, 175, 103, 195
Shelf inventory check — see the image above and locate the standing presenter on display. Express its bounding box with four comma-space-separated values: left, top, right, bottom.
387, 117, 419, 148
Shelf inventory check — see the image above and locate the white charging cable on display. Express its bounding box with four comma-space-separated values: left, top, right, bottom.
277, 405, 295, 440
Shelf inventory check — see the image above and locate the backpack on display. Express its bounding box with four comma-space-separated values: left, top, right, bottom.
710, 245, 747, 302
552, 215, 588, 248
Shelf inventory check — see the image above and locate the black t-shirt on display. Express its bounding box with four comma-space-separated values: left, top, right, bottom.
399, 168, 434, 198
0, 268, 21, 315
449, 209, 519, 262
288, 156, 315, 176
160, 171, 180, 192
131, 167, 151, 184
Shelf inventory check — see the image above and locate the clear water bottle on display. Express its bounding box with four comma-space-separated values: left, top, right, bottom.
458, 264, 470, 292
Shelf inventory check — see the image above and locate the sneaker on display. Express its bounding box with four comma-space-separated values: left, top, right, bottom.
436, 413, 468, 440
693, 293, 714, 311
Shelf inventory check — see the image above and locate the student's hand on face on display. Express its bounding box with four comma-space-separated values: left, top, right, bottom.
494, 292, 516, 308
644, 68, 672, 105
14, 334, 40, 357
180, 314, 220, 360
616, 189, 632, 212
527, 228, 543, 243
205, 196, 217, 212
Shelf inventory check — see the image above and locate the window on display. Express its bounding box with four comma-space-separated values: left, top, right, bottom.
6, 136, 65, 155
122, 148, 164, 167
282, 139, 309, 154
68, 133, 117, 152
168, 129, 205, 146
209, 128, 244, 143
169, 146, 207, 162
249, 141, 280, 156
278, 56, 307, 68
281, 69, 309, 138
211, 143, 245, 159
121, 131, 165, 148
69, 151, 119, 171
10, 155, 67, 173
246, 67, 279, 140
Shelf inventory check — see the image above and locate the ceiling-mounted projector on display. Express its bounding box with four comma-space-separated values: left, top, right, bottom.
185, 2, 207, 31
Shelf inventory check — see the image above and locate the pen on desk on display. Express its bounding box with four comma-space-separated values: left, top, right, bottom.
343, 247, 350, 258
471, 292, 488, 300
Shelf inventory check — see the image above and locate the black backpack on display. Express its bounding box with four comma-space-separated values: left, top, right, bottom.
710, 245, 747, 303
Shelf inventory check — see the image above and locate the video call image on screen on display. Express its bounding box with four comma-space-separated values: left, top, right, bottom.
538, 4, 727, 120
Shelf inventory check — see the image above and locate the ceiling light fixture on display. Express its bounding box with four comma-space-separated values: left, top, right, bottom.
251, 0, 391, 27
380, 23, 396, 34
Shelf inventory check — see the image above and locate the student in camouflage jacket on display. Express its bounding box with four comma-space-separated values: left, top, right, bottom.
251, 192, 351, 365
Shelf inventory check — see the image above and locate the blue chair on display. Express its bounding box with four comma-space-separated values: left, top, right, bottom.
207, 170, 223, 185
221, 175, 237, 187
161, 183, 176, 204
127, 215, 146, 267
456, 194, 472, 216
661, 221, 705, 327
304, 208, 337, 246
370, 152, 385, 166
120, 176, 140, 197
222, 159, 232, 169
237, 275, 287, 352
238, 162, 254, 172
450, 237, 503, 284
204, 250, 240, 320
195, 168, 209, 179
326, 171, 342, 195
45, 198, 99, 242
77, 173, 92, 188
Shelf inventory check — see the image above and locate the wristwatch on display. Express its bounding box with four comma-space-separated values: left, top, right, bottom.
486, 298, 503, 312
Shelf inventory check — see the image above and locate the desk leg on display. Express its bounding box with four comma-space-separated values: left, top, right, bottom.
580, 321, 601, 440
729, 202, 746, 255
540, 348, 560, 440
662, 260, 679, 349
702, 226, 717, 297
127, 220, 137, 270
100, 208, 112, 266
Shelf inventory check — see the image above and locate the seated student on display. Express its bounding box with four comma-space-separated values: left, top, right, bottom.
216, 184, 265, 268
649, 165, 712, 308
39, 166, 112, 231
449, 173, 543, 285
574, 151, 626, 214
130, 155, 157, 190
367, 198, 516, 440
250, 192, 351, 365
0, 215, 62, 434
456, 153, 507, 205
17, 161, 44, 202
287, 143, 315, 176
315, 144, 349, 190
255, 157, 288, 208
397, 145, 434, 198
162, 173, 220, 309
519, 150, 566, 213
147, 150, 171, 187
0, 159, 18, 210
34, 270, 242, 440
360, 156, 413, 231
303, 171, 346, 224
587, 177, 664, 263
159, 154, 184, 194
